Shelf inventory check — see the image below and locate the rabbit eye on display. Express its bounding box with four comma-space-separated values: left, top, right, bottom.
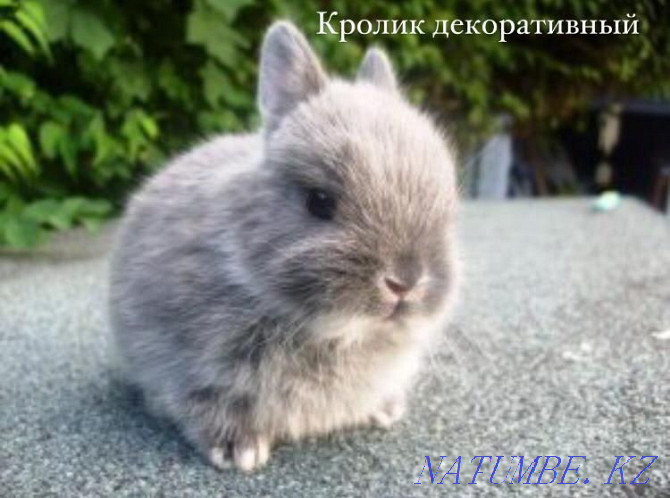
306, 188, 336, 220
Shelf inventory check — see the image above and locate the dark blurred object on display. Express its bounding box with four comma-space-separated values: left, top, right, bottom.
563, 100, 670, 213
513, 137, 581, 197
652, 163, 670, 214
465, 132, 581, 199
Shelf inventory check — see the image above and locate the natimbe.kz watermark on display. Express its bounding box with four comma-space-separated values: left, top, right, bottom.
413, 455, 659, 486
317, 11, 640, 43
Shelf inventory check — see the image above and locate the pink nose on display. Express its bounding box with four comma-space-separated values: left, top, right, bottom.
384, 277, 412, 297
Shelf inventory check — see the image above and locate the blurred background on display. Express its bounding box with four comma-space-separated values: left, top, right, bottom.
0, 0, 669, 248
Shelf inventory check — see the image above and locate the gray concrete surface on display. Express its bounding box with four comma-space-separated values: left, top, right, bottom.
1, 199, 669, 497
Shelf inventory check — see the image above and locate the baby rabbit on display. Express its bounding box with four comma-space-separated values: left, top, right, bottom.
110, 20, 459, 472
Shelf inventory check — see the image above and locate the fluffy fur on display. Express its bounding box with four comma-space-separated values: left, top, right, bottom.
110, 21, 459, 472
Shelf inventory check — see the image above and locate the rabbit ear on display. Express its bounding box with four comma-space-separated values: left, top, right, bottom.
258, 21, 327, 132
356, 48, 397, 92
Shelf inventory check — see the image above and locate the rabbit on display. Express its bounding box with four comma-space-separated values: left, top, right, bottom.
109, 20, 459, 472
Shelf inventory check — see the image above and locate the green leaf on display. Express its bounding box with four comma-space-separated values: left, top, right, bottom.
3, 215, 41, 249
22, 1, 48, 32
200, 61, 229, 106
202, 0, 253, 20
61, 196, 111, 218
6, 124, 38, 175
40, 0, 70, 42
75, 198, 112, 217
61, 197, 84, 216
5, 194, 25, 214
46, 208, 73, 230
186, 0, 248, 68
15, 8, 52, 58
139, 115, 158, 139
58, 138, 77, 177
108, 58, 151, 102
0, 183, 11, 201
119, 109, 158, 160
23, 198, 61, 223
69, 7, 114, 60
84, 114, 114, 166
199, 61, 252, 109
0, 70, 37, 100
157, 60, 191, 104
39, 121, 65, 159
0, 20, 36, 55
58, 95, 93, 116
0, 143, 24, 181
499, 92, 531, 120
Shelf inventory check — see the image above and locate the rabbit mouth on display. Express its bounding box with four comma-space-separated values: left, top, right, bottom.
381, 300, 411, 321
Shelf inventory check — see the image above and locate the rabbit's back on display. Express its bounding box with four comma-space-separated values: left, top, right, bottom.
110, 133, 263, 395
122, 133, 261, 233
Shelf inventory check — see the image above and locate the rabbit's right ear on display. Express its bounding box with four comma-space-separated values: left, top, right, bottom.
357, 48, 397, 92
258, 21, 327, 133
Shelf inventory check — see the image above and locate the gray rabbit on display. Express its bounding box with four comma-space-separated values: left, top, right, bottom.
110, 20, 459, 472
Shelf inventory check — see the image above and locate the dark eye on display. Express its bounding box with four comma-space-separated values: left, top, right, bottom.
305, 188, 336, 220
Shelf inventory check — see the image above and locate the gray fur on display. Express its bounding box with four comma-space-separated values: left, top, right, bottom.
258, 21, 327, 133
110, 20, 459, 472
356, 47, 397, 91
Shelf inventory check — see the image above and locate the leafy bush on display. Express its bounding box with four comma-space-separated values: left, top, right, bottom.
1, 0, 668, 247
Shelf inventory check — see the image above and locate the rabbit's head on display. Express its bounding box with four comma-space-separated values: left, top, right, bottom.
232, 22, 458, 330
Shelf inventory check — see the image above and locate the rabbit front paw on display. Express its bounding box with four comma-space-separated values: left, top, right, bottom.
232, 434, 271, 472
370, 396, 406, 429
206, 434, 271, 472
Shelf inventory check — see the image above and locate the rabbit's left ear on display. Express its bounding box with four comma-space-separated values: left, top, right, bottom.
258, 21, 327, 133
356, 48, 397, 92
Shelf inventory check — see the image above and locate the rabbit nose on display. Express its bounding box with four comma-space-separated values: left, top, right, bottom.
383, 254, 424, 298
384, 276, 415, 298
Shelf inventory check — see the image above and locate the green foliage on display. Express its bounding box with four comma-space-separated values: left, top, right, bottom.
0, 188, 111, 248
0, 123, 38, 182
0, 0, 668, 248
0, 0, 51, 58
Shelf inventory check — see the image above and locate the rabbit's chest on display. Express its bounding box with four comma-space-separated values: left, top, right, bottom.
258, 316, 425, 439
